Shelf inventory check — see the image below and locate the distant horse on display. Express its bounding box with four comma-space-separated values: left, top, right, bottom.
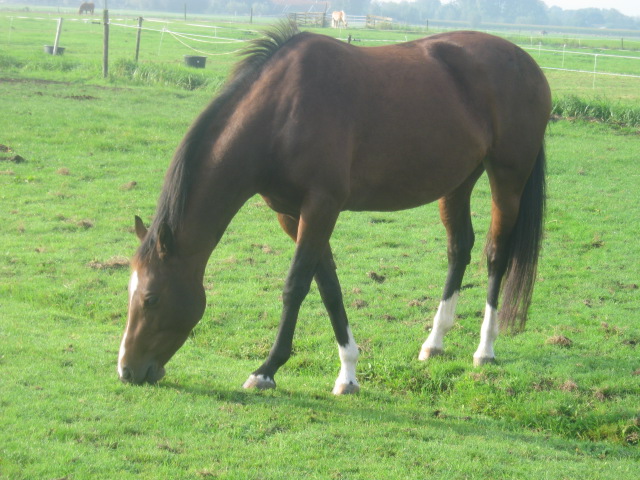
331, 10, 348, 28
118, 23, 551, 394
78, 2, 94, 14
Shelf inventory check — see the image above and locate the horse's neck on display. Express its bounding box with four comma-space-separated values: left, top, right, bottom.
174, 145, 258, 265
170, 82, 268, 266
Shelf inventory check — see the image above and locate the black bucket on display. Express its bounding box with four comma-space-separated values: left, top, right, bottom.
184, 55, 206, 68
44, 45, 65, 55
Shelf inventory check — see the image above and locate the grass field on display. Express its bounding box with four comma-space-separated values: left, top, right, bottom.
1, 10, 639, 479
2, 11, 640, 100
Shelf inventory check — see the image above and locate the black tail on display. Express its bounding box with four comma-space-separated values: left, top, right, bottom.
499, 145, 547, 332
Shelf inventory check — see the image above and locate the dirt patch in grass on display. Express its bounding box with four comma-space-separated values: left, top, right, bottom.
251, 243, 275, 254
352, 299, 368, 309
120, 181, 137, 190
559, 379, 579, 392
0, 154, 26, 163
593, 387, 614, 402
64, 95, 98, 101
546, 335, 573, 347
77, 219, 94, 229
367, 271, 386, 283
88, 256, 129, 270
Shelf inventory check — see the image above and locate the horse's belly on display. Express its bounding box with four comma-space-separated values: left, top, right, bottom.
344, 160, 476, 212
343, 135, 485, 212
344, 188, 440, 212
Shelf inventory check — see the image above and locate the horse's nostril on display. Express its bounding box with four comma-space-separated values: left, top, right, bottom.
120, 366, 133, 382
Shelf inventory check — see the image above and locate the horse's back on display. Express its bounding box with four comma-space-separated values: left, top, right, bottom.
271, 31, 549, 115
249, 31, 550, 212
421, 32, 551, 148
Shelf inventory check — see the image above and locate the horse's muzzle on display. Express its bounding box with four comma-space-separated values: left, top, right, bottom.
119, 363, 166, 385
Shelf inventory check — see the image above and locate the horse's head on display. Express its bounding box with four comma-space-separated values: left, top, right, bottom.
118, 216, 206, 384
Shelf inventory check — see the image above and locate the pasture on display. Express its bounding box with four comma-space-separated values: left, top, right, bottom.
1, 10, 639, 479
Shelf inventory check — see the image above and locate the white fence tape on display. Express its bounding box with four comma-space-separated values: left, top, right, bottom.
5, 14, 640, 80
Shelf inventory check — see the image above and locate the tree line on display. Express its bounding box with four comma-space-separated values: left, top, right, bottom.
371, 0, 639, 29
16, 0, 640, 29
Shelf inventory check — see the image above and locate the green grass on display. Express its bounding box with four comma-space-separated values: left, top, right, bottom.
552, 95, 640, 126
1, 13, 640, 479
2, 11, 639, 125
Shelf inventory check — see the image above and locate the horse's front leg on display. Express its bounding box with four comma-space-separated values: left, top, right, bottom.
273, 213, 359, 394
243, 197, 341, 390
314, 245, 359, 394
242, 246, 318, 390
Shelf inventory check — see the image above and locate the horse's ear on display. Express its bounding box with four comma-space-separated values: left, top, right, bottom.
156, 222, 175, 260
134, 216, 148, 242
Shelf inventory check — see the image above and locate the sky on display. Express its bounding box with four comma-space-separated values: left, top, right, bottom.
439, 1, 640, 18
543, 0, 640, 17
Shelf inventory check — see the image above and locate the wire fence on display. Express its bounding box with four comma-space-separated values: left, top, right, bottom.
520, 44, 640, 89
108, 19, 254, 56
4, 13, 640, 87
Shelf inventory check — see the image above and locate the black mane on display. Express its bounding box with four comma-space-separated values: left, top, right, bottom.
136, 21, 300, 261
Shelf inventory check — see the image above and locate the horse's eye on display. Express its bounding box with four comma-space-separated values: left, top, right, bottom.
144, 295, 160, 308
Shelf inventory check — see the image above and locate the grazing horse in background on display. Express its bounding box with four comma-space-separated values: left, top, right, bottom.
118, 22, 551, 394
78, 2, 94, 14
331, 10, 348, 28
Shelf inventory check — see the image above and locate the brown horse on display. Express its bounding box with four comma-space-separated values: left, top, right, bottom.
118, 23, 551, 394
78, 2, 94, 14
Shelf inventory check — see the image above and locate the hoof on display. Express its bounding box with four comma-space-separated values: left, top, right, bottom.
242, 374, 276, 390
473, 356, 496, 367
332, 382, 360, 395
419, 347, 444, 361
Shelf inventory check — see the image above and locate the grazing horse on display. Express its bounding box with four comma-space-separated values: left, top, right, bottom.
118, 23, 551, 394
331, 10, 348, 28
78, 2, 94, 14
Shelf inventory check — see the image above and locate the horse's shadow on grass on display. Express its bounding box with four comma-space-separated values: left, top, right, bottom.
160, 378, 637, 460
154, 356, 640, 462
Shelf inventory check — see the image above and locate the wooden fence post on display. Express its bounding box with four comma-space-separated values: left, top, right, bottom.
53, 18, 63, 55
103, 9, 109, 78
135, 17, 143, 63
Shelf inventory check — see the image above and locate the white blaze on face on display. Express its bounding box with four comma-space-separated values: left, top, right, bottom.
118, 270, 139, 376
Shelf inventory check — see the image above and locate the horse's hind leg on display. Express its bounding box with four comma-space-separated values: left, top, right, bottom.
473, 185, 521, 366
420, 166, 483, 361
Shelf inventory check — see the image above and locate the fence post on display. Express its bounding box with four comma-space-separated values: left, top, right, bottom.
53, 17, 63, 55
158, 27, 165, 56
135, 17, 143, 62
103, 9, 109, 78
250, 7, 253, 24
8, 16, 14, 44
